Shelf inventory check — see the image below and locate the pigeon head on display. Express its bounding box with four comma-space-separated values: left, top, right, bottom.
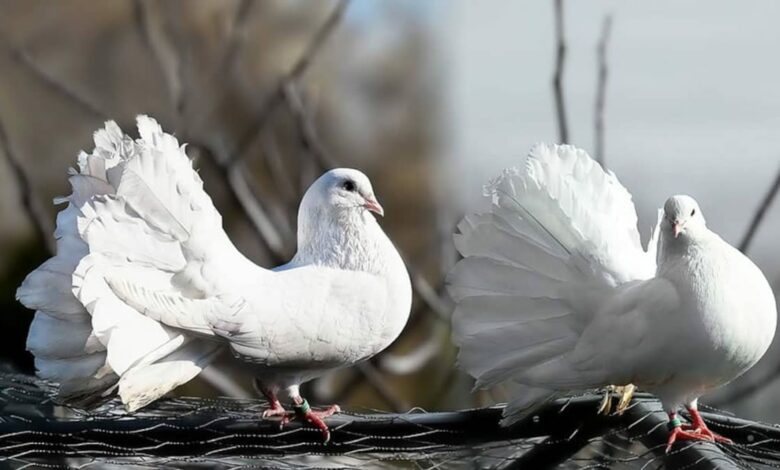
303, 168, 384, 218
295, 168, 390, 269
661, 195, 706, 239
297, 168, 384, 249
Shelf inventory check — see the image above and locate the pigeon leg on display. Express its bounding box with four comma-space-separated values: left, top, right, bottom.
684, 403, 732, 444
254, 380, 290, 425
289, 388, 341, 443
665, 407, 731, 453
666, 411, 711, 452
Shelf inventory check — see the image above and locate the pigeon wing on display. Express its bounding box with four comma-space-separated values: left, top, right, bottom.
107, 264, 391, 369
518, 277, 682, 389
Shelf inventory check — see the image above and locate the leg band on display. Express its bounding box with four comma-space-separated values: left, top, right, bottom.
294, 398, 311, 417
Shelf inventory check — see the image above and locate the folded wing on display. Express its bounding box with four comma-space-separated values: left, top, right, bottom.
107, 264, 391, 369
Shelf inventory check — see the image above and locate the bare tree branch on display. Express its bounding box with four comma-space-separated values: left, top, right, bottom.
310, 361, 410, 413
230, 0, 351, 164
199, 366, 252, 399
411, 272, 452, 322
552, 0, 568, 144
184, 1, 351, 261
0, 116, 55, 254
188, 0, 257, 134
739, 165, 780, 253
159, 2, 193, 122
379, 324, 442, 375
260, 133, 298, 204
594, 14, 612, 167
225, 161, 292, 257
1, 41, 107, 120
132, 0, 184, 121
356, 362, 409, 412
215, 0, 255, 77
287, 1, 351, 83
187, 143, 291, 263
283, 82, 339, 171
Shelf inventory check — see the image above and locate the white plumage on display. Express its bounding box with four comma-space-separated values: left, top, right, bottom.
448, 144, 776, 448
17, 116, 411, 439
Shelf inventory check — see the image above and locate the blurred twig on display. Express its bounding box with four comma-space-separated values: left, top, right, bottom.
160, 2, 193, 121
0, 117, 55, 254
411, 272, 453, 322
379, 325, 442, 375
552, 0, 568, 144
283, 82, 339, 170
199, 365, 252, 399
356, 363, 409, 412
133, 0, 185, 120
189, 0, 255, 131
739, 165, 780, 253
189, 144, 291, 263
185, 2, 350, 257
260, 133, 298, 204
215, 0, 255, 78
189, 0, 350, 260
225, 160, 291, 257
594, 14, 612, 167
2, 41, 107, 120
230, 0, 350, 164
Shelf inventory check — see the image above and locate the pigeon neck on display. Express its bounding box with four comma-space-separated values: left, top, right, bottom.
656, 229, 709, 266
295, 207, 391, 274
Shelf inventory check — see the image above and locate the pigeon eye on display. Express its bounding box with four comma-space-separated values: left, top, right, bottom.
691, 209, 696, 216
342, 180, 356, 192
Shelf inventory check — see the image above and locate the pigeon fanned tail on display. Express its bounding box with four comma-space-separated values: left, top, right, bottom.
448, 144, 657, 423
17, 116, 232, 409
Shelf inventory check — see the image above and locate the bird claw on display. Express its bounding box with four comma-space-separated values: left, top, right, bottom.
597, 386, 614, 415
262, 402, 292, 429
262, 398, 340, 442
598, 385, 635, 416
300, 405, 341, 443
666, 425, 732, 453
262, 407, 289, 419
615, 384, 635, 415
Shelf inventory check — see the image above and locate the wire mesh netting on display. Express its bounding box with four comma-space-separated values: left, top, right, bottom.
2, 373, 780, 469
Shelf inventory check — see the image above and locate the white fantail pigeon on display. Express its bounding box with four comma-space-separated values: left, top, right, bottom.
447, 144, 777, 451
17, 116, 412, 441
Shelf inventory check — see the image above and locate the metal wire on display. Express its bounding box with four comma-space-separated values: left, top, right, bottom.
1, 373, 779, 469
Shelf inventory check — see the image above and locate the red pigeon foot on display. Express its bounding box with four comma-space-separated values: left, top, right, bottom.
294, 399, 341, 443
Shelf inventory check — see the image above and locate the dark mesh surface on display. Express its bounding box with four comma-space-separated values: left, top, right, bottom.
1, 373, 779, 469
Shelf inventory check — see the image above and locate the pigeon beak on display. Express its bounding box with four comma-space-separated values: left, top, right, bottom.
673, 222, 683, 238
363, 196, 384, 217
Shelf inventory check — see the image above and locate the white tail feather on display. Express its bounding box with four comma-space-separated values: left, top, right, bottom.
448, 144, 656, 425
18, 116, 228, 409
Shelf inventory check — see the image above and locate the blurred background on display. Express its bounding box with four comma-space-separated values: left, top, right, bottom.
0, 0, 778, 425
